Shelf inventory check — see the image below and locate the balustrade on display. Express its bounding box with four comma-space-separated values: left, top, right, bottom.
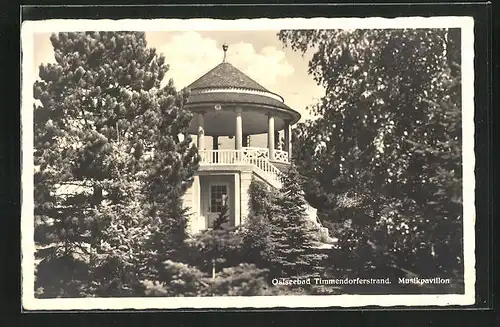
199, 147, 289, 164
198, 147, 285, 188
273, 149, 289, 163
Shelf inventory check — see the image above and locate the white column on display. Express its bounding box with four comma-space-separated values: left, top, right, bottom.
284, 121, 292, 161
234, 173, 241, 226
197, 112, 205, 150
267, 114, 275, 160
184, 175, 201, 234
240, 171, 253, 225
235, 108, 243, 150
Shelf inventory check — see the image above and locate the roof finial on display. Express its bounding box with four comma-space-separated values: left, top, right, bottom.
222, 42, 229, 62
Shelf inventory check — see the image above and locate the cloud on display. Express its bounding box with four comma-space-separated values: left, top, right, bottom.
31, 31, 322, 124
151, 32, 294, 89
230, 42, 294, 88
32, 31, 296, 92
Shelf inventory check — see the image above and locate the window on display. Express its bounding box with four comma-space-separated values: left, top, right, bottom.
210, 184, 228, 213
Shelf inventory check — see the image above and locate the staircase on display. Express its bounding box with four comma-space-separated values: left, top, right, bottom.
198, 147, 335, 247
198, 147, 283, 188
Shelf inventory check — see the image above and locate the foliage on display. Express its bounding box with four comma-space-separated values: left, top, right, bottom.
141, 260, 209, 297
208, 264, 271, 296
34, 252, 92, 298
141, 262, 272, 297
248, 178, 279, 218
212, 203, 230, 230
33, 31, 199, 296
186, 206, 244, 274
241, 213, 276, 268
278, 28, 463, 282
241, 179, 277, 267
242, 175, 327, 279
269, 166, 328, 278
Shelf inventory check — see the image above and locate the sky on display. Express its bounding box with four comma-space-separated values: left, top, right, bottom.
32, 30, 325, 148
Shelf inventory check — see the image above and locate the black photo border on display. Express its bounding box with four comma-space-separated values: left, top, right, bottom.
2, 1, 495, 326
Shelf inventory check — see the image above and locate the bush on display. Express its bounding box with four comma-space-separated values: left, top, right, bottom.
208, 263, 271, 296
140, 260, 209, 297
241, 213, 275, 268
35, 253, 91, 298
185, 225, 244, 274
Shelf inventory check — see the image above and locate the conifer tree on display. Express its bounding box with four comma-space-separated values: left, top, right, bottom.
271, 166, 326, 278
188, 203, 243, 274
212, 202, 230, 230
33, 31, 199, 296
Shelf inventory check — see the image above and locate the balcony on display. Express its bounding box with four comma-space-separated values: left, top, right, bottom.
199, 147, 289, 164
198, 147, 288, 188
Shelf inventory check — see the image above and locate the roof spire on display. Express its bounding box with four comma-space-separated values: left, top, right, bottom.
222, 42, 229, 62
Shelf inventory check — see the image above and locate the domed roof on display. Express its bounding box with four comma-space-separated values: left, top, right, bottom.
187, 62, 270, 92
182, 44, 301, 135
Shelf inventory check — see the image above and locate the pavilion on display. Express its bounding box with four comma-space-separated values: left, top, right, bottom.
181, 43, 330, 243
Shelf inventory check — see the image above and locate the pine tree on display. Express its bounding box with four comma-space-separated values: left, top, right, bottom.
271, 166, 326, 278
33, 32, 199, 296
188, 203, 243, 276
212, 203, 229, 230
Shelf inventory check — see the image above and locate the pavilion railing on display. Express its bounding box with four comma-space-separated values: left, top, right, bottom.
198, 147, 285, 188
199, 147, 289, 164
241, 147, 269, 160
273, 149, 289, 163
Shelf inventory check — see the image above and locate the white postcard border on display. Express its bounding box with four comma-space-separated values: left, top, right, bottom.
21, 16, 476, 310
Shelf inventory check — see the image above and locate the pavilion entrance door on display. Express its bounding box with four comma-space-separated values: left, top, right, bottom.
207, 183, 229, 229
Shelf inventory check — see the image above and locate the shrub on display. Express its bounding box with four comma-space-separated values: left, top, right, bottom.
208, 263, 271, 296
35, 252, 91, 298
241, 213, 275, 268
185, 225, 244, 274
140, 260, 209, 297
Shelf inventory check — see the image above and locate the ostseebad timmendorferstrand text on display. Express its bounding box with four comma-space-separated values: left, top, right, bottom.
271, 276, 451, 286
